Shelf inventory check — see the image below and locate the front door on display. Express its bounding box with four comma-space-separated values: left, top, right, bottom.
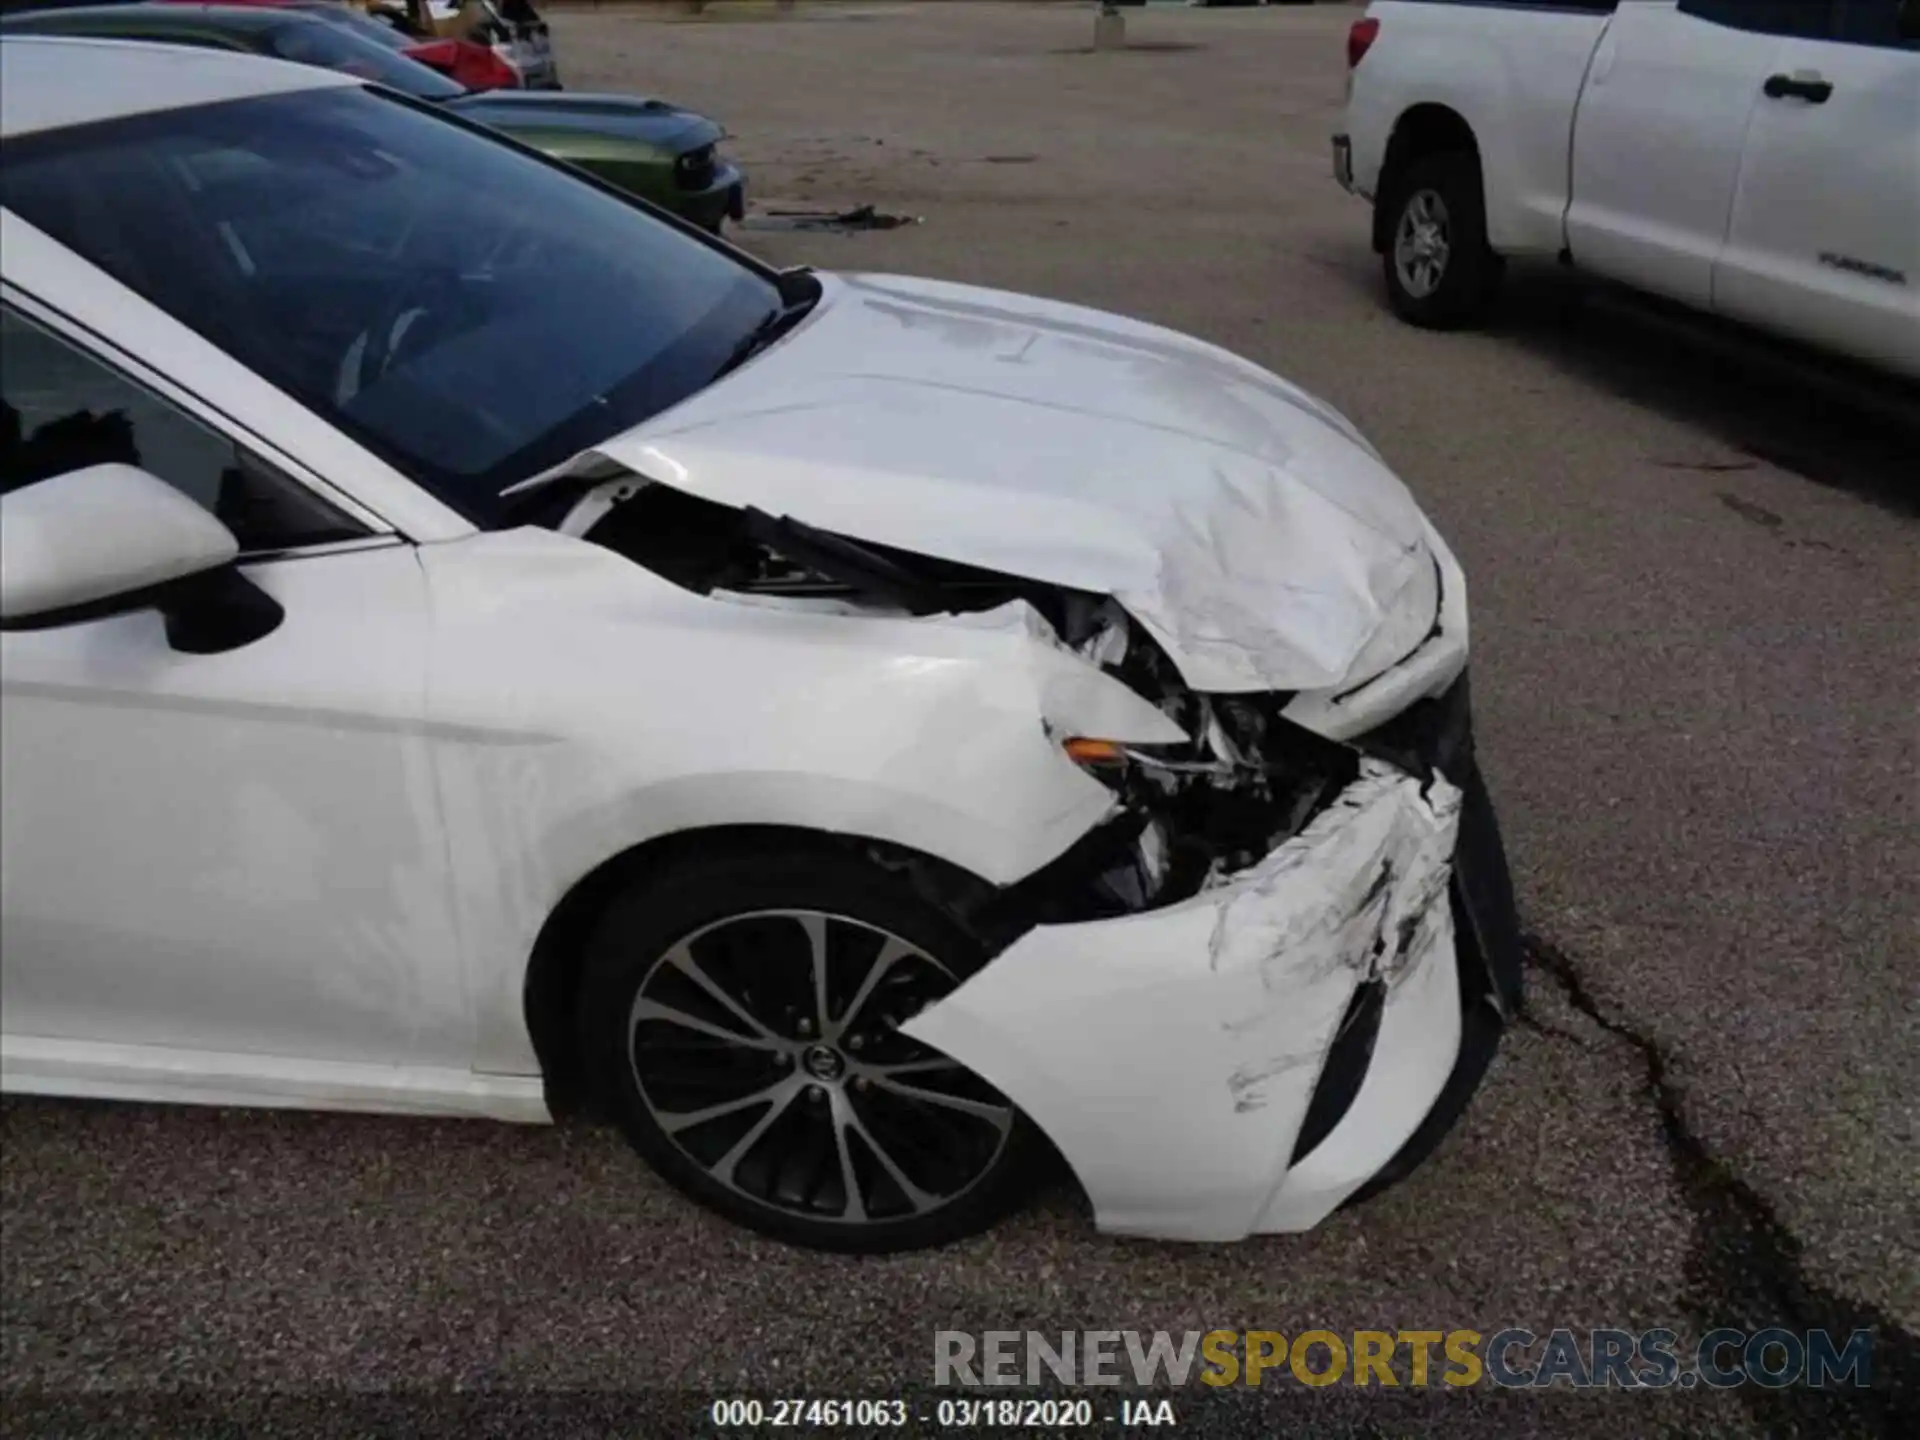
1712, 0, 1920, 375
1564, 1, 1799, 308
0, 301, 472, 1074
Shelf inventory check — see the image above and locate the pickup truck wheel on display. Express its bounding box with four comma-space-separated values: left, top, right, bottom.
1381, 153, 1502, 329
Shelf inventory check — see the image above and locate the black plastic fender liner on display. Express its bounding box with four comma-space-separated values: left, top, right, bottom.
1322, 672, 1525, 1204
1341, 779, 1522, 1208
1289, 978, 1388, 1166
1355, 672, 1523, 1015
1342, 922, 1507, 1209
739, 507, 947, 615
967, 808, 1152, 946
1452, 763, 1526, 1016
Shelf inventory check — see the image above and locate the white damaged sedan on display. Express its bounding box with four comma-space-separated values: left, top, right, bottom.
0, 37, 1523, 1251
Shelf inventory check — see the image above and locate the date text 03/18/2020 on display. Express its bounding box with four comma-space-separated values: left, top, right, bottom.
707, 1397, 1176, 1428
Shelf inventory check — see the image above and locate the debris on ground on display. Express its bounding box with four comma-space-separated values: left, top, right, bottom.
740, 204, 922, 233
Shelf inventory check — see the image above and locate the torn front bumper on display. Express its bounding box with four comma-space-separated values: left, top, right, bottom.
901, 698, 1522, 1241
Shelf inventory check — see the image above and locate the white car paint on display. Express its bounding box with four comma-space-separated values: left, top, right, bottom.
904, 762, 1463, 1239
411, 529, 1183, 1079
0, 463, 239, 620
1337, 1, 1615, 254
1717, 26, 1920, 372
3, 535, 475, 1067
1564, 4, 1777, 311
0, 37, 1507, 1243
1340, 0, 1920, 377
527, 271, 1466, 706
0, 30, 357, 138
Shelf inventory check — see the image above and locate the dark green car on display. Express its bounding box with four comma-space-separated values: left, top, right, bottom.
0, 3, 746, 231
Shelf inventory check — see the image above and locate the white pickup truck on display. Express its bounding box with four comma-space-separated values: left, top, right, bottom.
1334, 0, 1920, 379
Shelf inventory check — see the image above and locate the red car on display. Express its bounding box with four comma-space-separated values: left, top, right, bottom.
142, 0, 532, 90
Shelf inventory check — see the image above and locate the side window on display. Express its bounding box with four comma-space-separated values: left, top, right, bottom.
1678, 1, 1836, 37
135, 30, 253, 53
0, 307, 367, 552
1833, 0, 1920, 47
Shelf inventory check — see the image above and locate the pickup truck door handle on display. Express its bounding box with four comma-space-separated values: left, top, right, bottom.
1763, 72, 1833, 103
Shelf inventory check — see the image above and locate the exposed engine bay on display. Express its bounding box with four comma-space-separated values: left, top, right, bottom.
498, 264, 1516, 1246
574, 481, 1372, 932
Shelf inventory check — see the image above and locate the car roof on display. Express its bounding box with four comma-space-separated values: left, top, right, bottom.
0, 32, 355, 139
3, 4, 312, 34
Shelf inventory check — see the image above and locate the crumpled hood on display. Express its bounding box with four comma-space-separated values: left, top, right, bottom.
573, 272, 1438, 693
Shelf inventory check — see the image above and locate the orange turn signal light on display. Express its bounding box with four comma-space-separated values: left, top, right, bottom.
1063, 737, 1128, 766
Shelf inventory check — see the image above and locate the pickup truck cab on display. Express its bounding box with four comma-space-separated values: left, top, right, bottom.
1335, 0, 1920, 379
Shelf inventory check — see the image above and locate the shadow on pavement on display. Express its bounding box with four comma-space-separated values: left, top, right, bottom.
1489, 269, 1920, 520
1311, 242, 1920, 519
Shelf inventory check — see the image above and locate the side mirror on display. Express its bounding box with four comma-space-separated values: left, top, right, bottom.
0, 463, 282, 652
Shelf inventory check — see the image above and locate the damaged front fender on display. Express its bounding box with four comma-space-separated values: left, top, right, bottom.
900, 760, 1465, 1242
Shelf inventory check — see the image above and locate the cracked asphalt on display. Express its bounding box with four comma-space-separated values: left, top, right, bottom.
3, 4, 1915, 1436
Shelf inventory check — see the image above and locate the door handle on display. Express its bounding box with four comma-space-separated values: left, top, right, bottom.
1763, 72, 1833, 103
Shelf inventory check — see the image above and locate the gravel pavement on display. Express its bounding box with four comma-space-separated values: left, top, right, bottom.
4, 5, 1915, 1436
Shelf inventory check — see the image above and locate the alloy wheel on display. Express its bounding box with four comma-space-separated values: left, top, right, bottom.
628, 909, 1014, 1225
1394, 188, 1452, 299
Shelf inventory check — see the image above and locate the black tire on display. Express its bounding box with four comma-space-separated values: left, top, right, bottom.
576, 843, 1042, 1252
1378, 151, 1503, 330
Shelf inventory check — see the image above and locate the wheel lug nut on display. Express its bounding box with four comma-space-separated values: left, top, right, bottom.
807, 1084, 825, 1101
797, 1018, 812, 1036
848, 1034, 864, 1051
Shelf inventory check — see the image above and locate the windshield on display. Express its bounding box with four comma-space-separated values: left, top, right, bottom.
265, 17, 466, 99
293, 4, 427, 57
0, 86, 781, 525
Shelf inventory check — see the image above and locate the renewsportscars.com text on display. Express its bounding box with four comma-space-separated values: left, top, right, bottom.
934, 1328, 1874, 1390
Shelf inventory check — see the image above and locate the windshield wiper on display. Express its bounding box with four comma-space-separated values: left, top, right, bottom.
709, 270, 821, 383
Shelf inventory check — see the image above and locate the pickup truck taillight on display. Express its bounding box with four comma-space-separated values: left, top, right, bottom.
1347, 17, 1380, 69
